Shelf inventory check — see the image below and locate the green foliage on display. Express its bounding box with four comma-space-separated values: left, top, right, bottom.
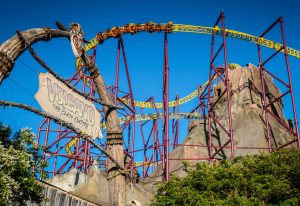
0, 123, 12, 148
152, 150, 300, 206
0, 123, 44, 205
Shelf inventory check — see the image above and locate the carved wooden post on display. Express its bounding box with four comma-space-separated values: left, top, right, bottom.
81, 53, 126, 206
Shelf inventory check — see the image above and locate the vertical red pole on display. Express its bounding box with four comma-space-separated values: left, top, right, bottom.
114, 39, 121, 105
82, 74, 86, 94
172, 98, 175, 149
155, 116, 161, 167
53, 125, 61, 175
279, 18, 300, 147
36, 119, 44, 174
175, 96, 179, 148
40, 119, 50, 180
120, 39, 135, 110
197, 84, 202, 113
131, 121, 135, 178
53, 142, 59, 176
257, 45, 272, 152
120, 38, 136, 178
207, 32, 215, 161
75, 135, 80, 169
83, 140, 88, 173
87, 141, 91, 171
221, 13, 234, 158
172, 95, 179, 149
152, 122, 155, 172
207, 12, 234, 160
162, 32, 170, 181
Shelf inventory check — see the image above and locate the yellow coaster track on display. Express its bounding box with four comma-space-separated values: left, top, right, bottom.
66, 112, 202, 155
67, 22, 300, 155
77, 22, 299, 109
82, 22, 300, 60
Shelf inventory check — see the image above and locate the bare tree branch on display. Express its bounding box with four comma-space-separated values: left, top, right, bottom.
0, 28, 69, 84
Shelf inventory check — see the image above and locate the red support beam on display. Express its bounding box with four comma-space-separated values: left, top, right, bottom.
32, 17, 300, 182
172, 95, 179, 149
35, 47, 106, 178
206, 12, 234, 160
257, 16, 300, 152
162, 32, 170, 181
279, 17, 300, 146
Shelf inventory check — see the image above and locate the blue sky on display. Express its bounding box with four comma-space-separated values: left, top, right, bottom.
0, 0, 300, 150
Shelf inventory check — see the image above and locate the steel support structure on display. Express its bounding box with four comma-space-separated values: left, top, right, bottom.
171, 95, 179, 149
257, 17, 300, 151
138, 97, 162, 178
30, 15, 300, 181
162, 32, 170, 181
206, 12, 234, 160
36, 48, 108, 178
113, 36, 136, 178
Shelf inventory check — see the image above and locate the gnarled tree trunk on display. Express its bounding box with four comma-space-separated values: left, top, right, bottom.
0, 28, 69, 83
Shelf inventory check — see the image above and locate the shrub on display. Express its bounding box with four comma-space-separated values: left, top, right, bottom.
152, 149, 300, 206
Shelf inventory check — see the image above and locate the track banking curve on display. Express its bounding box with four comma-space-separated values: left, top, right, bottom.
77, 22, 300, 109
65, 21, 300, 155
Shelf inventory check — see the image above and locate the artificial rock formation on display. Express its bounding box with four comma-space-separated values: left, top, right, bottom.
45, 164, 152, 206
141, 64, 296, 191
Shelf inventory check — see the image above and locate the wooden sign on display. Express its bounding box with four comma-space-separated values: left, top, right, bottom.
35, 72, 102, 139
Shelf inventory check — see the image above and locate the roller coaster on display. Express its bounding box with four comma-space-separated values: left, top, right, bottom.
0, 12, 299, 182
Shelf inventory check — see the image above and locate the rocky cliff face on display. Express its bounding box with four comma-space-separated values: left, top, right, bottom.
44, 64, 297, 205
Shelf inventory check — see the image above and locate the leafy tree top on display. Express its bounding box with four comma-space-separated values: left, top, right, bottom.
0, 122, 43, 206
152, 149, 300, 206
